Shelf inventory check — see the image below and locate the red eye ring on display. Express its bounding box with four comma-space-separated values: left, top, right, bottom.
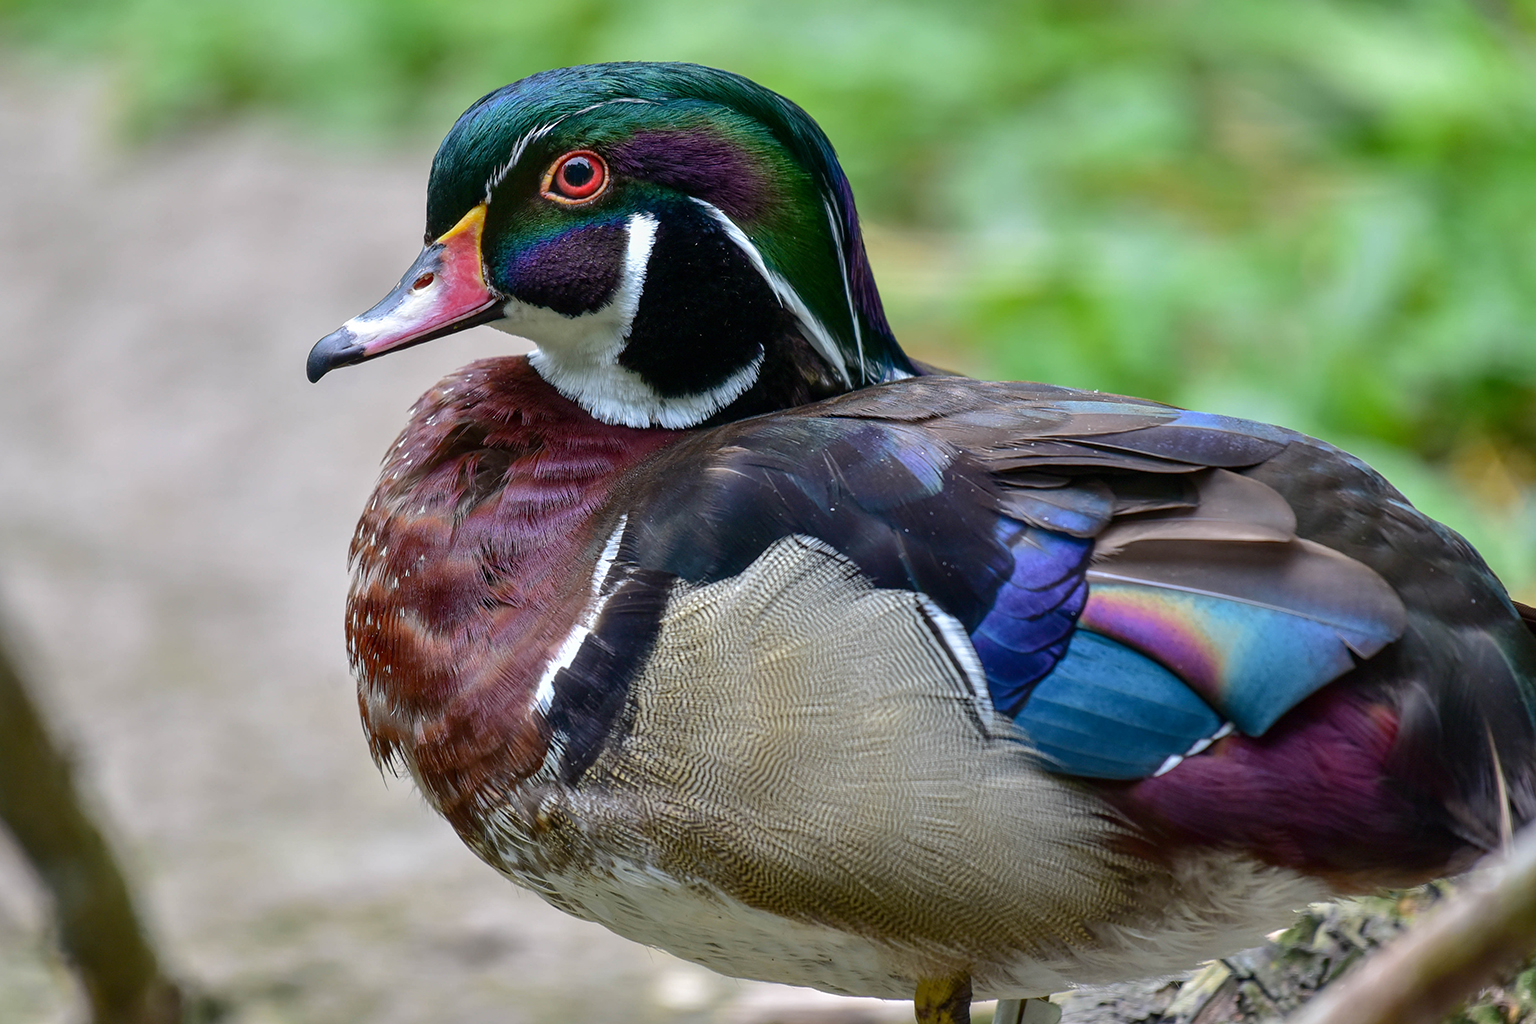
541, 151, 608, 204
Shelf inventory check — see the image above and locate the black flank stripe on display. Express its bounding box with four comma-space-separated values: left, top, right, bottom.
546, 569, 673, 784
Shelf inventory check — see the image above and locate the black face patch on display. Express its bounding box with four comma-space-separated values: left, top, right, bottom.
618, 206, 789, 398
504, 221, 627, 317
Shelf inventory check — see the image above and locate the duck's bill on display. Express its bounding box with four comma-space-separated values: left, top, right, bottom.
307, 204, 502, 382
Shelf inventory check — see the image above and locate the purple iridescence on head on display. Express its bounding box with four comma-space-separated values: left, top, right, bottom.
504, 221, 627, 316
610, 131, 775, 223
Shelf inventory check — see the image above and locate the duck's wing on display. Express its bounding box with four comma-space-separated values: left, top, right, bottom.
549, 377, 1535, 876
619, 379, 1391, 754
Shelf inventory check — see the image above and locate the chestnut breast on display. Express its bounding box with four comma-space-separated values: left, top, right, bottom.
346, 356, 679, 827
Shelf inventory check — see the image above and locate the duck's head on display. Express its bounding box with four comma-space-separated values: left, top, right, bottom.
308, 62, 913, 428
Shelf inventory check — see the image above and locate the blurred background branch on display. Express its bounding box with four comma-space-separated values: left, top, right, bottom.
1289, 823, 1536, 1024
0, 624, 184, 1024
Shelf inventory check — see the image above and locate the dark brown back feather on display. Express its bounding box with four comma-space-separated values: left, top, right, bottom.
1516, 601, 1536, 639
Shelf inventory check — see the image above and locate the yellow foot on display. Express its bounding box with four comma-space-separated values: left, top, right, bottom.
914, 974, 973, 1024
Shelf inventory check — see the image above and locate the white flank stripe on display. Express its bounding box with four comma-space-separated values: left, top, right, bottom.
532, 623, 592, 717
533, 517, 629, 714
917, 594, 995, 727
591, 513, 627, 596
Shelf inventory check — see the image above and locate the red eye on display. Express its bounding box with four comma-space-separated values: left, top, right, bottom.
542, 151, 608, 203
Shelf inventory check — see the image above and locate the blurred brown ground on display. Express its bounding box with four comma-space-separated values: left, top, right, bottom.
0, 65, 914, 1024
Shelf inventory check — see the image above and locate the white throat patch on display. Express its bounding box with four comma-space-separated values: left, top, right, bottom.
512, 211, 764, 429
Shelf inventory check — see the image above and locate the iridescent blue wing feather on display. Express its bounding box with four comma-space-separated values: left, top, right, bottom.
1015, 631, 1222, 779
614, 377, 1532, 839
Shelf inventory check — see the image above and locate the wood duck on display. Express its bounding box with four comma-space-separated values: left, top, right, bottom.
308, 62, 1536, 1023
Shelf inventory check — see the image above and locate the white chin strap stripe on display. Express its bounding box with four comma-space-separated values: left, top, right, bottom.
690, 198, 851, 388
520, 211, 765, 429
484, 98, 656, 198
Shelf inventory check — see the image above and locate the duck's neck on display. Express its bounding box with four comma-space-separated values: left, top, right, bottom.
347, 356, 679, 824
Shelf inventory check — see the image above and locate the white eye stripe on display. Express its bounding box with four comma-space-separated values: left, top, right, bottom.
483, 97, 657, 199
689, 197, 852, 389
486, 121, 557, 198
822, 196, 866, 384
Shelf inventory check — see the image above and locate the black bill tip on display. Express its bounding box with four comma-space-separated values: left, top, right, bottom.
307, 327, 365, 383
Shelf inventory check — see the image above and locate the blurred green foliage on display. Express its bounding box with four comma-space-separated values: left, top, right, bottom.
3, 0, 1534, 594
